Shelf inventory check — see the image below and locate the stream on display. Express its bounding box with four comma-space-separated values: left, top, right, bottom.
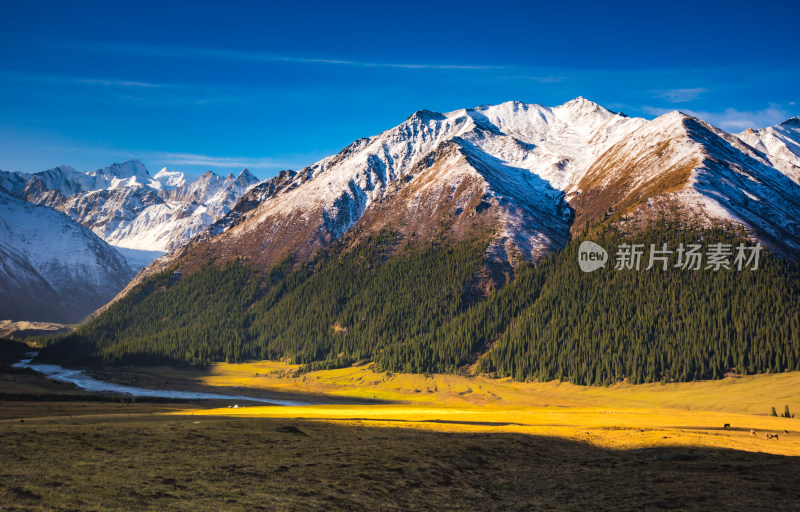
12, 353, 309, 406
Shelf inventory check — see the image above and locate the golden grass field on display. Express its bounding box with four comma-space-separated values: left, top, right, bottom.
135, 360, 800, 457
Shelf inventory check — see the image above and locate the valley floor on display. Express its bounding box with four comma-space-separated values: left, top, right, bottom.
98, 360, 800, 456
2, 360, 800, 510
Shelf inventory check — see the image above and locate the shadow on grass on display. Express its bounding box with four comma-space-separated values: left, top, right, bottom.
2, 414, 799, 511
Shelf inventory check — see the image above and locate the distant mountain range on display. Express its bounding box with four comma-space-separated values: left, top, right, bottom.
0, 160, 259, 322
0, 159, 259, 259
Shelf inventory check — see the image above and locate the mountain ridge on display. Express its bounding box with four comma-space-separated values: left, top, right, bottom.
130, 98, 800, 292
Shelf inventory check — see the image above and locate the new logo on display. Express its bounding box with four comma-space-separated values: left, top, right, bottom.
578, 241, 608, 273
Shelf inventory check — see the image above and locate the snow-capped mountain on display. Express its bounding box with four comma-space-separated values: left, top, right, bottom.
0, 189, 134, 323
737, 117, 800, 184
144, 98, 799, 290
0, 161, 260, 268
89, 168, 260, 252
158, 98, 648, 275
573, 112, 800, 252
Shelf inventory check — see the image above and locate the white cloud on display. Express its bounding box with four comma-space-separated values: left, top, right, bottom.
0, 71, 277, 107
146, 152, 290, 170
642, 103, 791, 131
652, 88, 707, 103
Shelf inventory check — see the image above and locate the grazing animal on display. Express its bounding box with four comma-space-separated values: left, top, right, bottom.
765, 433, 779, 440
784, 430, 790, 436
723, 423, 731, 429
750, 430, 757, 437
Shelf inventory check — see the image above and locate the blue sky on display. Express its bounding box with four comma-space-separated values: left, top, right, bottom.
1, 0, 798, 180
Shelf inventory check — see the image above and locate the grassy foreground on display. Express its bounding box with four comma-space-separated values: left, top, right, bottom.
3, 410, 800, 511
3, 360, 800, 510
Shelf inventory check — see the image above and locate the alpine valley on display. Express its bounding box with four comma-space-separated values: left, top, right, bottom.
8, 98, 800, 385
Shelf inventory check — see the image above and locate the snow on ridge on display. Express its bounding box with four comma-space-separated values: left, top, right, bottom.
229, 98, 800, 263
232, 98, 643, 261
153, 167, 187, 189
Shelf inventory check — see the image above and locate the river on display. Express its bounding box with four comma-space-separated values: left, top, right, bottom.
12, 353, 308, 406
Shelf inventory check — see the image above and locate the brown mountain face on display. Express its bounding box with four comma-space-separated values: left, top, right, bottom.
571, 112, 702, 229
570, 112, 800, 256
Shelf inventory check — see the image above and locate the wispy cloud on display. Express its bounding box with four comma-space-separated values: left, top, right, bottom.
499, 75, 566, 83
0, 71, 267, 107
73, 77, 170, 89
642, 103, 792, 131
0, 71, 173, 89
146, 151, 291, 170
65, 41, 507, 70
41, 144, 303, 172
652, 87, 707, 103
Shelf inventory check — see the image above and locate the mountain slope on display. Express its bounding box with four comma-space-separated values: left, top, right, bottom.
38, 219, 800, 385
147, 99, 646, 281
0, 189, 134, 323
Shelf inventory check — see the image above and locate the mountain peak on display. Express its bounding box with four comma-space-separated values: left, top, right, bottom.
559, 96, 601, 110
98, 160, 150, 180
652, 110, 692, 123
238, 168, 259, 183
406, 109, 447, 123
42, 164, 79, 175
154, 167, 180, 178
779, 116, 800, 128
153, 167, 186, 189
